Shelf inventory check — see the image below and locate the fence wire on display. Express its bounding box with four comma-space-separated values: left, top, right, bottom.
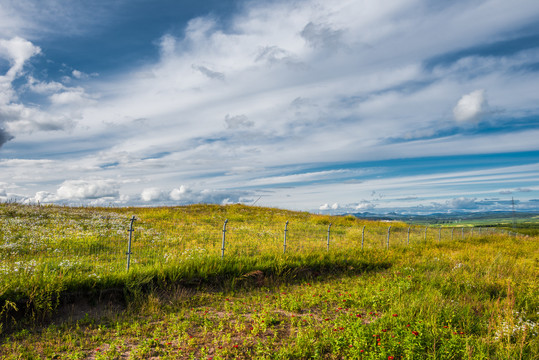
0, 205, 519, 281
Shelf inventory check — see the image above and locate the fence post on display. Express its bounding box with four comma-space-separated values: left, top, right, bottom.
387, 226, 391, 249
283, 220, 289, 254
221, 219, 228, 259
424, 226, 428, 243
461, 227, 464, 240
451, 227, 454, 241
407, 226, 411, 245
361, 225, 365, 250
327, 223, 332, 251
126, 215, 136, 272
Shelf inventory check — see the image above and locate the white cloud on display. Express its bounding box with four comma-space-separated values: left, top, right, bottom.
448, 197, 478, 209
141, 187, 166, 202
34, 191, 57, 203
50, 87, 92, 106
57, 180, 119, 200
319, 203, 330, 210
71, 69, 92, 79
26, 76, 65, 94
170, 185, 189, 200
453, 89, 488, 123
355, 201, 375, 211
1, 103, 75, 133
0, 37, 41, 79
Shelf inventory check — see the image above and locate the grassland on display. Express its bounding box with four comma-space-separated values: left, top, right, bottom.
0, 203, 538, 359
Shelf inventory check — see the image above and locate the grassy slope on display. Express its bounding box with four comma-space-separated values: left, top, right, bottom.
0, 204, 538, 359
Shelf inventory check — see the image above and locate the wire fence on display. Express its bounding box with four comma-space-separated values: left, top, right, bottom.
0, 208, 520, 281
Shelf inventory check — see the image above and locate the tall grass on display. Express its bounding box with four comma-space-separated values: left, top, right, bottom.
0, 203, 537, 359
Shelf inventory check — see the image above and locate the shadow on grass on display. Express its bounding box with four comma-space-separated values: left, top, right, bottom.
1, 253, 392, 338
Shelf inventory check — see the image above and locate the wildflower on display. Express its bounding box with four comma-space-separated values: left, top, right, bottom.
382, 329, 387, 332
388, 356, 395, 360
392, 314, 398, 317
233, 344, 239, 349
412, 331, 419, 336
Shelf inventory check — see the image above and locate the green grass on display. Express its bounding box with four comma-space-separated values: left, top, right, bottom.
0, 203, 538, 359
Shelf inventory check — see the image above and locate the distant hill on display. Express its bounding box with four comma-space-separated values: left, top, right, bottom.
349, 210, 539, 225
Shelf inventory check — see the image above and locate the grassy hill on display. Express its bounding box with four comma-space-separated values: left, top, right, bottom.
0, 203, 538, 359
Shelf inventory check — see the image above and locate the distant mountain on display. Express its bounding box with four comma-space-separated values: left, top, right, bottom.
349, 210, 539, 224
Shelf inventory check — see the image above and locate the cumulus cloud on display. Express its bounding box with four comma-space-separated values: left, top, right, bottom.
57, 180, 119, 200
319, 203, 330, 210
143, 185, 246, 204
49, 87, 92, 106
34, 191, 58, 203
448, 197, 478, 209
0, 37, 41, 79
26, 76, 65, 94
141, 187, 167, 202
1, 103, 74, 133
71, 69, 91, 79
355, 201, 375, 211
170, 185, 189, 200
453, 89, 488, 123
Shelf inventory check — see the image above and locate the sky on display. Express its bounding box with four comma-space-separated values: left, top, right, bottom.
0, 0, 538, 214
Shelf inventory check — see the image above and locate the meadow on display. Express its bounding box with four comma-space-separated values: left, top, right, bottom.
0, 203, 537, 359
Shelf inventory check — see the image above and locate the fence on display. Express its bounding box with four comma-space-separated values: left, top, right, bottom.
0, 207, 518, 281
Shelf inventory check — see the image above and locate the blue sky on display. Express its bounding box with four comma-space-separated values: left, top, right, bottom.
0, 0, 538, 214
